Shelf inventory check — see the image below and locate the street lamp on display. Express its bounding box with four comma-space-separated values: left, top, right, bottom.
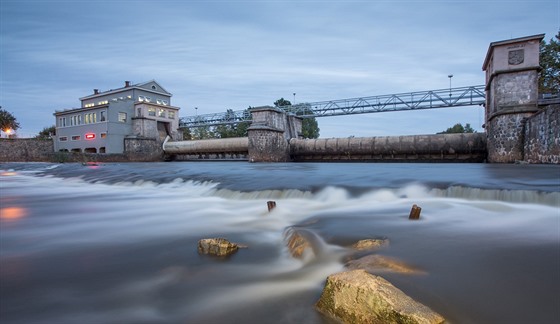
448, 74, 453, 99
195, 107, 198, 116
293, 93, 296, 105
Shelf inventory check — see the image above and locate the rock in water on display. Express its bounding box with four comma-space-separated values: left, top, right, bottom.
316, 270, 445, 324
283, 227, 319, 259
351, 238, 389, 250
197, 238, 239, 257
346, 254, 425, 275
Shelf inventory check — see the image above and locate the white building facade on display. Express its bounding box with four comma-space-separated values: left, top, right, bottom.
54, 80, 181, 153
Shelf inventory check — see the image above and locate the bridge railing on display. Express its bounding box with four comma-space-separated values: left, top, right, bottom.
179, 85, 486, 128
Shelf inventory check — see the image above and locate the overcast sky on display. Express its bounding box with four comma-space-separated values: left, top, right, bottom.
1, 0, 558, 138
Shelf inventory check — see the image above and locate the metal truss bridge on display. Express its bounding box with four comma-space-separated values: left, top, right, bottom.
179, 85, 486, 128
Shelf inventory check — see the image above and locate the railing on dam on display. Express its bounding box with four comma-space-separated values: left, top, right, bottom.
179, 85, 486, 128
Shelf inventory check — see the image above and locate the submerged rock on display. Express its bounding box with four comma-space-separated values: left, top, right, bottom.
316, 269, 444, 324
351, 238, 389, 250
283, 227, 322, 259
346, 254, 425, 275
197, 238, 239, 257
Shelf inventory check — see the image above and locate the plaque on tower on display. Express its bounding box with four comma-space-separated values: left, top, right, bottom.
508, 49, 524, 65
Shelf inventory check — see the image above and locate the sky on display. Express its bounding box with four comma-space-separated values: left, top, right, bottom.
1, 0, 558, 138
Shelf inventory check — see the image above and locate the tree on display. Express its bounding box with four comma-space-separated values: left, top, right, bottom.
539, 31, 560, 95
274, 98, 320, 139
35, 125, 56, 139
0, 107, 20, 134
438, 123, 475, 134
214, 109, 250, 138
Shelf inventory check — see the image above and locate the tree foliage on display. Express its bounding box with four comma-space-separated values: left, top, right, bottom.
0, 107, 20, 133
35, 125, 56, 139
540, 31, 560, 95
214, 109, 250, 138
438, 123, 475, 134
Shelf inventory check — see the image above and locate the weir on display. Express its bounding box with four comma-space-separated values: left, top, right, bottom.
162, 34, 559, 164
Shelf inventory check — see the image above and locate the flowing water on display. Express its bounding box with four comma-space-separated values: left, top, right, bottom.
1, 162, 559, 324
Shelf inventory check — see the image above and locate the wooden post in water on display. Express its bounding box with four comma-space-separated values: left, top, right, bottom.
267, 201, 276, 212
409, 204, 421, 220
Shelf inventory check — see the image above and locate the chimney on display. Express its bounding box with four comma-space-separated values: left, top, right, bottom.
94, 89, 99, 94
125, 81, 131, 87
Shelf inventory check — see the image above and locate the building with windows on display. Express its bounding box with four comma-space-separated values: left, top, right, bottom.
54, 80, 181, 153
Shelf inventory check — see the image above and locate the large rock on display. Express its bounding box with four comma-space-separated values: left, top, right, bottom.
197, 238, 239, 257
316, 270, 444, 324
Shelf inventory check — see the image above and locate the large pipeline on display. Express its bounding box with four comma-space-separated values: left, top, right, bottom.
163, 137, 249, 155
289, 133, 487, 162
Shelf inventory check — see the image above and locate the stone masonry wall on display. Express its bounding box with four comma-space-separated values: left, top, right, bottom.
0, 139, 54, 162
523, 104, 560, 164
486, 112, 534, 163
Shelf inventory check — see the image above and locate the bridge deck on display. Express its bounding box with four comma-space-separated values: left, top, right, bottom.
179, 85, 485, 128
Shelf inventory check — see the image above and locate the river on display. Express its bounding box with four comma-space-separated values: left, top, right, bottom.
1, 162, 559, 323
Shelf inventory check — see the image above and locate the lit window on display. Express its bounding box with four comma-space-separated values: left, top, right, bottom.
168, 111, 175, 119
138, 96, 145, 102
158, 109, 165, 117
85, 103, 95, 108
71, 135, 80, 141
85, 133, 95, 140
85, 114, 90, 124
93, 113, 97, 123
59, 136, 68, 142
118, 112, 127, 122
127, 95, 132, 99
100, 133, 107, 138
148, 108, 156, 116
112, 98, 118, 102
98, 100, 108, 105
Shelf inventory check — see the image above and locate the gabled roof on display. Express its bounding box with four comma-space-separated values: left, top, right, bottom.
79, 80, 173, 101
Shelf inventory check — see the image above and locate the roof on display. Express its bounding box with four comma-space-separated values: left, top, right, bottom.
482, 34, 545, 71
79, 80, 173, 101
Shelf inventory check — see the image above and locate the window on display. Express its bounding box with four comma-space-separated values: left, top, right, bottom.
71, 135, 80, 141
138, 95, 145, 102
145, 97, 151, 103
85, 103, 95, 108
62, 117, 66, 127
85, 114, 90, 124
151, 85, 157, 90
100, 111, 106, 122
59, 136, 68, 142
93, 112, 97, 123
100, 133, 107, 139
118, 112, 127, 123
98, 100, 108, 105
158, 109, 166, 117
162, 100, 168, 106
148, 108, 156, 116
77, 115, 82, 125
137, 108, 142, 117
157, 99, 162, 105
168, 111, 175, 119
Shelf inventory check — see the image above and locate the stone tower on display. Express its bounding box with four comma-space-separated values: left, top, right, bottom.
482, 34, 545, 163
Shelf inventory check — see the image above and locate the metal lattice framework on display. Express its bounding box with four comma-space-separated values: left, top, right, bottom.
179, 85, 486, 128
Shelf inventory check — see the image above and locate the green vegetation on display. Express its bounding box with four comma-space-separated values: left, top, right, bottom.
539, 31, 560, 95
35, 125, 56, 140
0, 106, 20, 134
438, 123, 475, 134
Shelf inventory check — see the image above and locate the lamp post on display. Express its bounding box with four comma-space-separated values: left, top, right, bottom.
448, 74, 453, 99
293, 93, 296, 105
195, 107, 198, 116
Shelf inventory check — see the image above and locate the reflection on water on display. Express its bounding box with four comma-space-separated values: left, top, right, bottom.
0, 162, 559, 324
